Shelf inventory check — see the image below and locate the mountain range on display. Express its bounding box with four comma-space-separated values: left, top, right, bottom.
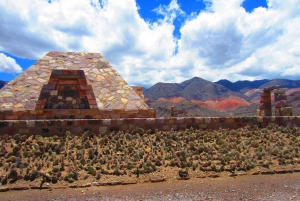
144, 77, 300, 117
0, 80, 5, 89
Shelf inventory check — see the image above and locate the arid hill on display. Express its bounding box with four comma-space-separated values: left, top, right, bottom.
144, 77, 300, 117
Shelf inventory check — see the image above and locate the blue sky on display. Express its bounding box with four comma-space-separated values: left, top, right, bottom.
0, 0, 299, 88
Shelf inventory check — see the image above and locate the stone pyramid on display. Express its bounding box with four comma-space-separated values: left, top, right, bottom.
0, 51, 155, 120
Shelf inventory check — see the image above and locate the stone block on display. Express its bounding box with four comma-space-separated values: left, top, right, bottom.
259, 102, 271, 109
12, 121, 26, 128
78, 79, 87, 85
257, 117, 263, 122
274, 93, 287, 102
175, 117, 184, 124
43, 110, 54, 115
263, 85, 281, 91
257, 109, 261, 116
19, 128, 29, 134
260, 109, 271, 116
37, 99, 47, 105
73, 127, 83, 133
194, 117, 204, 123
29, 110, 44, 114
225, 118, 235, 123
199, 123, 208, 129
5, 115, 18, 120
0, 121, 8, 127
89, 105, 99, 109
99, 126, 108, 133
88, 99, 97, 105
26, 120, 35, 127
53, 109, 69, 115
81, 109, 99, 115
184, 117, 194, 124
280, 107, 293, 116
102, 119, 111, 125
116, 119, 124, 125
145, 118, 156, 124
78, 90, 86, 96
88, 120, 101, 125
112, 109, 125, 114
80, 85, 93, 90
211, 118, 220, 124
178, 124, 187, 130
260, 96, 271, 102
48, 78, 58, 83
204, 117, 211, 124
273, 88, 285, 94
12, 110, 29, 116
270, 116, 276, 122
222, 123, 234, 129
68, 109, 81, 115
275, 100, 288, 108
156, 118, 166, 124
241, 117, 249, 122
234, 118, 241, 122
74, 115, 85, 119
121, 124, 128, 131
268, 122, 276, 127
162, 125, 171, 130
166, 118, 175, 124
47, 121, 56, 126
133, 118, 145, 125
0, 127, 16, 135
110, 113, 121, 119
79, 120, 87, 126
149, 108, 156, 118
263, 117, 270, 122
20, 115, 34, 121
219, 118, 226, 123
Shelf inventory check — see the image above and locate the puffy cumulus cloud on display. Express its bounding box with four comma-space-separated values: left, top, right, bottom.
0, 53, 22, 73
153, 0, 185, 23
0, 0, 178, 87
0, 0, 300, 87
175, 0, 300, 82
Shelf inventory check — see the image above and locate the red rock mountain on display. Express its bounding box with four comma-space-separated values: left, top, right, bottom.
144, 77, 300, 117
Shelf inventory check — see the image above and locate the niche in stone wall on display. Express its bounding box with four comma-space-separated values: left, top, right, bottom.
35, 70, 97, 110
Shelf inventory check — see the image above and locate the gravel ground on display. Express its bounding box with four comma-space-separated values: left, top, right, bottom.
2, 173, 300, 201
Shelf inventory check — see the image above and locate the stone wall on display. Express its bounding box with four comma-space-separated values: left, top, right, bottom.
258, 86, 293, 116
1, 116, 300, 136
0, 108, 156, 120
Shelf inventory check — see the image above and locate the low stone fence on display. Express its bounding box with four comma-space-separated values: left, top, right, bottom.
1, 116, 300, 136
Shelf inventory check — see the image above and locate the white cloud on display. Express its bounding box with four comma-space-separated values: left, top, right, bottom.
174, 0, 300, 82
0, 0, 300, 87
0, 53, 22, 73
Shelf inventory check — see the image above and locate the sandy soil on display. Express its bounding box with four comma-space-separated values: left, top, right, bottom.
1, 172, 300, 201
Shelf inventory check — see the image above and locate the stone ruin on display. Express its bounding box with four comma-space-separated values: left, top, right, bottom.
258, 85, 293, 117
0, 51, 155, 120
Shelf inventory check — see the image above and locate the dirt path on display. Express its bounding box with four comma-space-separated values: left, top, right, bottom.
1, 172, 300, 201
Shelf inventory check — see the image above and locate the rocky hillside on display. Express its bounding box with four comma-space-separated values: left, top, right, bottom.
145, 77, 245, 101
145, 77, 300, 117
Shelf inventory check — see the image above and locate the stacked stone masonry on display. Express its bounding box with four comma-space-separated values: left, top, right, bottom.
1, 116, 300, 136
0, 52, 155, 120
258, 85, 293, 117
